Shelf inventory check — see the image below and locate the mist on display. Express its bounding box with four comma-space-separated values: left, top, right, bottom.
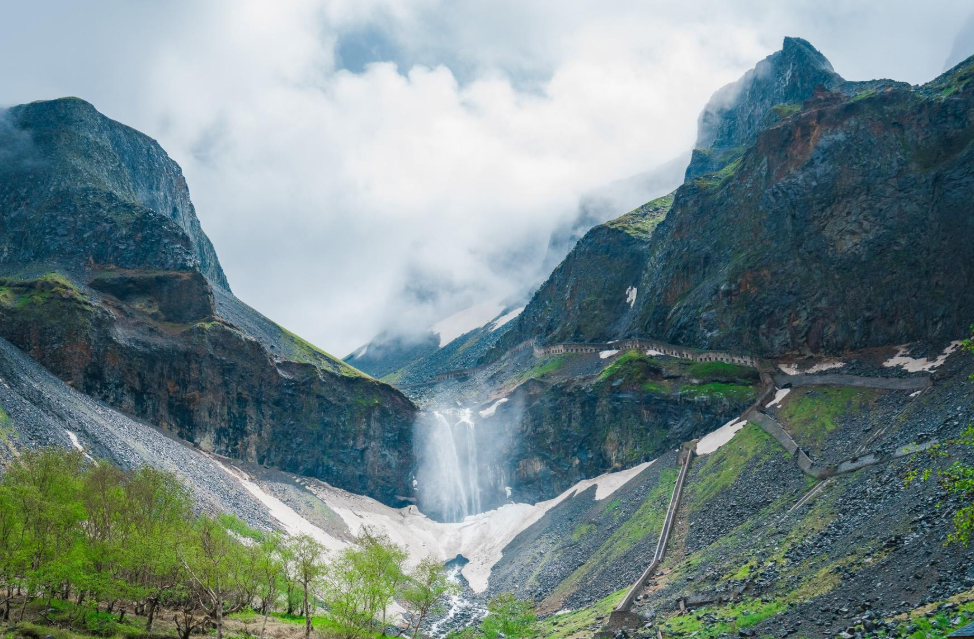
0, 1, 971, 356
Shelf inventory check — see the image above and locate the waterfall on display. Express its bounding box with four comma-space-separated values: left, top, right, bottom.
415, 408, 492, 522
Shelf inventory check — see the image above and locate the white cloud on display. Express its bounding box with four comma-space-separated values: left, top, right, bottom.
0, 0, 970, 355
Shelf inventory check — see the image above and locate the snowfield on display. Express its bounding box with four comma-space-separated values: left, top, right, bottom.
490, 307, 525, 331
432, 301, 506, 347
223, 460, 657, 593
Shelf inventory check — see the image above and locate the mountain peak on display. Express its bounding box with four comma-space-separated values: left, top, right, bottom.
779, 36, 835, 73
686, 37, 842, 180
2, 97, 231, 290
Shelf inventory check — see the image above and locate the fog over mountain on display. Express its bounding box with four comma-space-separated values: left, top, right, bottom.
0, 0, 970, 355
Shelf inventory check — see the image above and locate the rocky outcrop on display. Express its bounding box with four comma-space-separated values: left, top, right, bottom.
492, 42, 974, 359
0, 98, 228, 289
686, 37, 842, 180
0, 98, 417, 505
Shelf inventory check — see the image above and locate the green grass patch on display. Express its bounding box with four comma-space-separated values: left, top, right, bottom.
681, 382, 757, 403
772, 103, 802, 118
536, 589, 626, 639
662, 598, 787, 639
777, 386, 878, 446
548, 468, 677, 603
0, 272, 85, 310
278, 325, 369, 378
686, 361, 759, 383
571, 522, 595, 541
853, 89, 878, 102
520, 355, 570, 382
604, 194, 674, 239
597, 350, 665, 387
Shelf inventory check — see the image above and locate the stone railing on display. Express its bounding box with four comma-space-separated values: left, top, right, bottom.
534, 338, 761, 368
598, 446, 694, 636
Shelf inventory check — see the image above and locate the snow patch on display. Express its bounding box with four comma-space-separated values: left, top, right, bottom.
807, 360, 845, 373
626, 287, 637, 308
432, 301, 506, 347
696, 418, 747, 455
478, 397, 508, 418
779, 360, 845, 374
490, 307, 524, 332
65, 430, 97, 463
883, 341, 962, 373
599, 349, 619, 359
65, 429, 84, 452
646, 349, 664, 356
213, 459, 343, 551
766, 387, 791, 408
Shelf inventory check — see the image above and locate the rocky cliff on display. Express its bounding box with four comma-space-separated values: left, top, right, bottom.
0, 98, 417, 505
492, 41, 974, 359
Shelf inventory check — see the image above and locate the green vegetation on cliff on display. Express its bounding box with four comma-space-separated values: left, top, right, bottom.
688, 423, 779, 509
777, 386, 878, 445
604, 194, 673, 238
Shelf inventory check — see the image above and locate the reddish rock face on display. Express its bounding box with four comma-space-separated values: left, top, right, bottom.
493, 44, 974, 359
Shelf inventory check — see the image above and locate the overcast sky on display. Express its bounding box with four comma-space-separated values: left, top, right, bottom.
1, 1, 972, 356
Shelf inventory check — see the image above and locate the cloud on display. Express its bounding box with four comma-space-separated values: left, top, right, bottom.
0, 0, 970, 355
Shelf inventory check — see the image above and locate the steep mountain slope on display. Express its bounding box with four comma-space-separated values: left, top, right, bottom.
0, 98, 416, 505
493, 42, 974, 360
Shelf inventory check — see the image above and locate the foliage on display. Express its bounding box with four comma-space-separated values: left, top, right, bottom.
480, 593, 537, 639
401, 557, 460, 639
0, 449, 461, 639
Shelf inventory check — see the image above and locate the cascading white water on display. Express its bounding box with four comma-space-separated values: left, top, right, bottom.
415, 408, 492, 522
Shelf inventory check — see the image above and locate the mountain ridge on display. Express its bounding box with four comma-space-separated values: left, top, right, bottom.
0, 97, 418, 506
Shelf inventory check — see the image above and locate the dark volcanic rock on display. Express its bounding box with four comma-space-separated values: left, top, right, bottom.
493, 44, 974, 359
0, 98, 417, 506
0, 97, 228, 289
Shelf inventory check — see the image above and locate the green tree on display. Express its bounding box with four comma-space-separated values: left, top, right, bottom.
479, 592, 536, 639
402, 557, 458, 639
180, 515, 250, 639
0, 476, 25, 621
289, 534, 326, 639
122, 466, 192, 631
5, 449, 87, 620
320, 528, 406, 639
255, 531, 285, 639
354, 527, 408, 632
